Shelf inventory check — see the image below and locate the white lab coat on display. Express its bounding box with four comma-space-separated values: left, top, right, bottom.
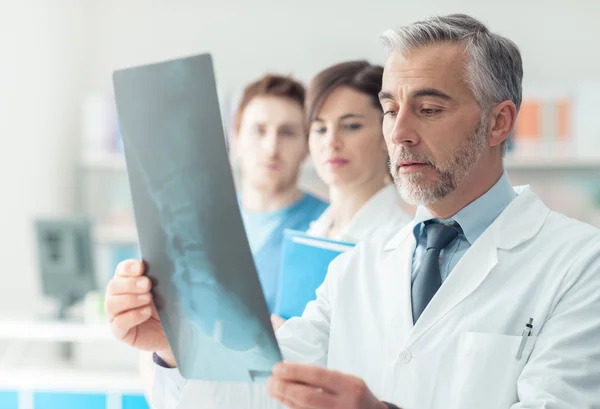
154, 186, 600, 409
306, 183, 411, 242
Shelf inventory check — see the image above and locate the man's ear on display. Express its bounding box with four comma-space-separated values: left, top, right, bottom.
488, 101, 517, 148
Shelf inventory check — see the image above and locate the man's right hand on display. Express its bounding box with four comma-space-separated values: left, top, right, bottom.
105, 259, 176, 367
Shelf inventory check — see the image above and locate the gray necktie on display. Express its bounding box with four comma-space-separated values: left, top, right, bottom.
412, 222, 459, 323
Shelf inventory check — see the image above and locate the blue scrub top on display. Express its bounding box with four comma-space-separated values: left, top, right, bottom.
240, 192, 328, 312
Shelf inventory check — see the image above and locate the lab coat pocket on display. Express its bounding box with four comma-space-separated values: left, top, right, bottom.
448, 332, 536, 409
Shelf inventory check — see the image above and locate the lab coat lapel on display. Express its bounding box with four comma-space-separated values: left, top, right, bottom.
382, 225, 416, 345
406, 186, 550, 346
339, 184, 402, 242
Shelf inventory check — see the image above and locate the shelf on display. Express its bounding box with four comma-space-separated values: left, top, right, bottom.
0, 366, 143, 392
505, 157, 600, 171
0, 320, 113, 342
95, 225, 138, 244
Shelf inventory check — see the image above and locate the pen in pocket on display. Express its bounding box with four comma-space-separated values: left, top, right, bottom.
516, 317, 533, 360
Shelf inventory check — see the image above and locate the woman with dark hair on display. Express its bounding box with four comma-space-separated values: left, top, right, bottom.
304, 60, 411, 241
271, 61, 412, 329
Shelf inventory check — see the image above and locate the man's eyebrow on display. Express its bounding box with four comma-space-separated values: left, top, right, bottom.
378, 88, 455, 103
279, 122, 302, 128
411, 88, 453, 101
378, 90, 394, 102
339, 114, 364, 120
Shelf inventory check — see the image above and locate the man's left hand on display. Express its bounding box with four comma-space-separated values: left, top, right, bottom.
267, 362, 388, 409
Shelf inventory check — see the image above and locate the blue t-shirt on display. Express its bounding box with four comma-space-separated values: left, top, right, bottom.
240, 193, 328, 312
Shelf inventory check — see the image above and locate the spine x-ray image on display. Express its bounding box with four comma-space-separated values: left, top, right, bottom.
112, 53, 282, 382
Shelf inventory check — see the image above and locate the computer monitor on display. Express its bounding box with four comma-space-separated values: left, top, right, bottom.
34, 218, 97, 319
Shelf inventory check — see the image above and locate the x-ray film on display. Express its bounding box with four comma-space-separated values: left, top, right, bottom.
112, 53, 282, 382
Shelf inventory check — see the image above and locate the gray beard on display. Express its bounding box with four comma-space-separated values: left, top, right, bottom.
390, 118, 488, 206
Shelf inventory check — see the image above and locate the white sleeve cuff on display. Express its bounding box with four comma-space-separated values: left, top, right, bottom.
152, 365, 188, 409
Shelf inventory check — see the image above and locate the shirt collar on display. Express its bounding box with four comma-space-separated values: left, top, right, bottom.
412, 171, 516, 244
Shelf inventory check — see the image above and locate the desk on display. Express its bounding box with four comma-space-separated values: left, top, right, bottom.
0, 366, 149, 409
0, 319, 149, 409
0, 320, 113, 342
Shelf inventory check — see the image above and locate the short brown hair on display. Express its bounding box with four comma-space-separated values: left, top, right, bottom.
305, 61, 383, 128
234, 74, 306, 133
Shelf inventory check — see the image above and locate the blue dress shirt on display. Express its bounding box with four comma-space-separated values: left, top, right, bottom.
411, 171, 517, 283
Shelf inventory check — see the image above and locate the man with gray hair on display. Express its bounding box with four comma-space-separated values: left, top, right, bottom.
109, 14, 600, 409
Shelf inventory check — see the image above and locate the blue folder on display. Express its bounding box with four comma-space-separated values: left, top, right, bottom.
275, 230, 355, 319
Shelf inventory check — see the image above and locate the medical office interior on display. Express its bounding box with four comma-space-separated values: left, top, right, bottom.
1, 0, 600, 408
